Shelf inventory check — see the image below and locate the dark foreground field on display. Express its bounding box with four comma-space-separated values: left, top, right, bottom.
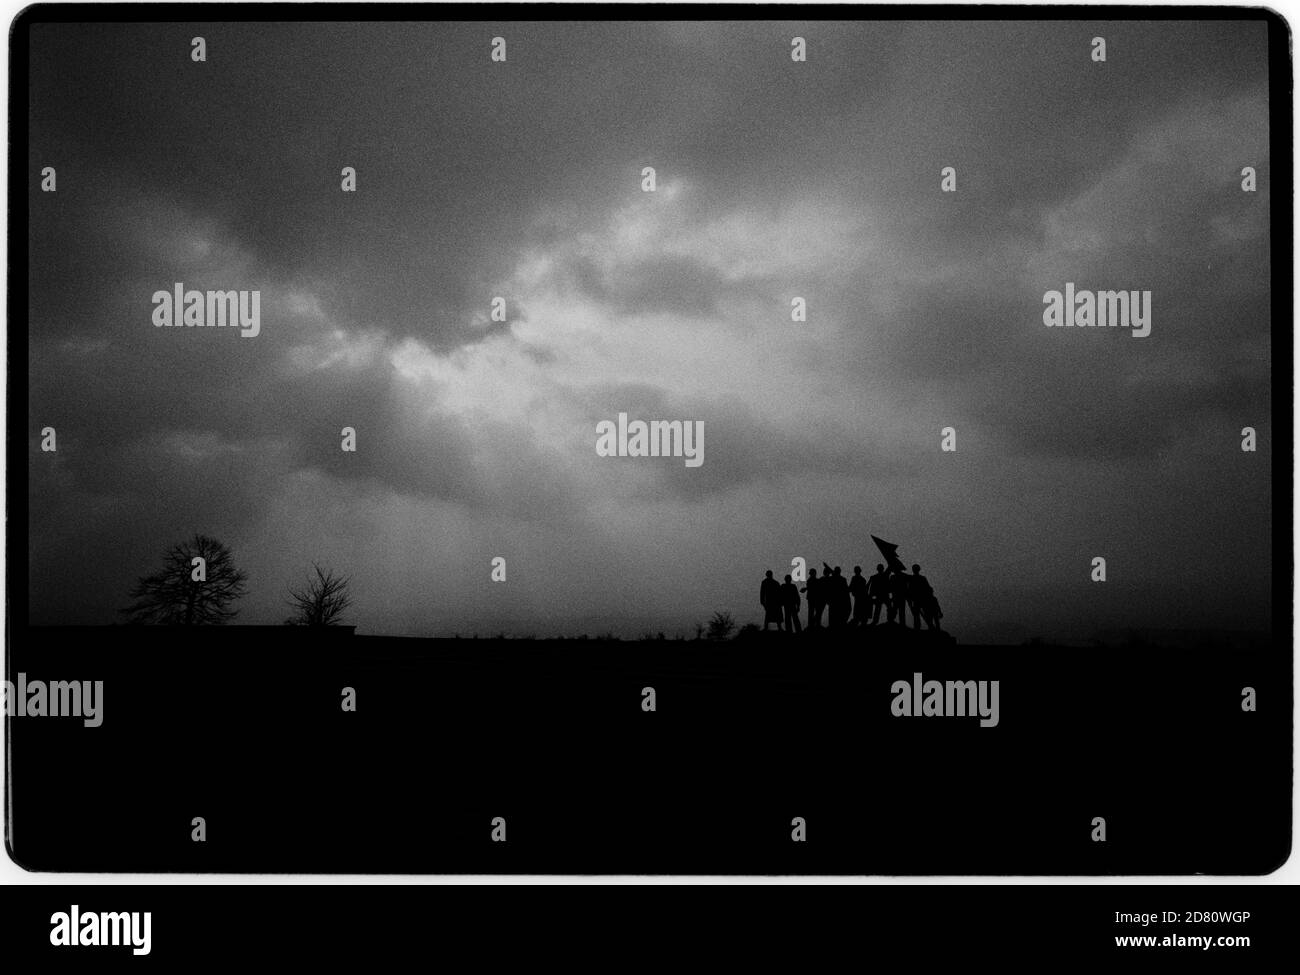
6, 625, 1290, 874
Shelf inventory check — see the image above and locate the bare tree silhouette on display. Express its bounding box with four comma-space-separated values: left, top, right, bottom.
284, 564, 353, 626
121, 534, 249, 625
706, 611, 736, 641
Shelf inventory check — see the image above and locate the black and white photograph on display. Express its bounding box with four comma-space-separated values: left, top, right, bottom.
1, 0, 1295, 945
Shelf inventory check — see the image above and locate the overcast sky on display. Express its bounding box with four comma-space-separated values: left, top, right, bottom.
26, 20, 1273, 642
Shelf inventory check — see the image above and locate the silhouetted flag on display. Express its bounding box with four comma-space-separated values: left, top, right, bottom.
871, 535, 908, 575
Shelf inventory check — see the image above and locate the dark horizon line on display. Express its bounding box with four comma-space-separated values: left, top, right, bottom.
20, 621, 1275, 647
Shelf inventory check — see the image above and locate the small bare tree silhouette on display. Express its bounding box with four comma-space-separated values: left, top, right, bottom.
284, 564, 353, 626
706, 611, 736, 641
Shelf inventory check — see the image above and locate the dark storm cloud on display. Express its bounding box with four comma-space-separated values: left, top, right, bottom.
576, 381, 914, 502
24, 19, 1275, 639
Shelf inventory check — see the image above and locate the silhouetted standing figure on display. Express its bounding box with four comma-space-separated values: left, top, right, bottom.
821, 561, 834, 628
867, 564, 889, 624
802, 568, 823, 630
887, 569, 909, 624
828, 566, 850, 629
909, 563, 942, 630
760, 570, 783, 630
780, 574, 802, 634
849, 565, 869, 627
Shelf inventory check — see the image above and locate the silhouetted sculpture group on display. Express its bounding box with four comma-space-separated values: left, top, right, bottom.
760, 561, 943, 634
